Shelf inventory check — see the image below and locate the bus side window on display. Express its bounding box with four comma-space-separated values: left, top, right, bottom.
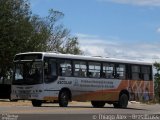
116, 64, 126, 79
59, 60, 72, 77
101, 72, 106, 78
65, 66, 72, 76
88, 62, 100, 78
141, 66, 150, 81
131, 65, 140, 80
88, 72, 92, 77
73, 61, 87, 77
103, 63, 115, 79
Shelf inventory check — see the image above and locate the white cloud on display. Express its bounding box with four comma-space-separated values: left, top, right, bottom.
157, 27, 160, 33
77, 33, 160, 62
76, 33, 99, 39
98, 0, 160, 6
76, 33, 118, 46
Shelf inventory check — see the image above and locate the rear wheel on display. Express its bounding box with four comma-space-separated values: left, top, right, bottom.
32, 100, 42, 107
113, 94, 128, 108
113, 103, 120, 108
59, 91, 69, 107
119, 94, 128, 108
91, 101, 105, 108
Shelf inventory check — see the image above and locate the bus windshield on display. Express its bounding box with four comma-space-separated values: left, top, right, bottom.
13, 61, 43, 85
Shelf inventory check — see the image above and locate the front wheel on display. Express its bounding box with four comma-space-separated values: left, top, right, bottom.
32, 100, 42, 107
59, 91, 69, 107
91, 101, 105, 108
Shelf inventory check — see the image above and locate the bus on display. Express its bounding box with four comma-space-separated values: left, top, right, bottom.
11, 52, 154, 108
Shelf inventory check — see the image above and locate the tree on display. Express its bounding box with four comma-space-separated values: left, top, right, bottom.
0, 0, 32, 82
26, 15, 50, 51
60, 37, 83, 55
45, 9, 82, 54
0, 0, 82, 82
41, 9, 83, 54
44, 9, 68, 52
154, 62, 160, 102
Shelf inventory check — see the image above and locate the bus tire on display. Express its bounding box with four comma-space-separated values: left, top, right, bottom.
32, 100, 42, 107
91, 101, 105, 108
113, 103, 120, 108
59, 91, 69, 107
118, 94, 128, 108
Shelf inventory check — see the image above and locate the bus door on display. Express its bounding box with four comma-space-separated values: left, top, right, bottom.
44, 58, 58, 99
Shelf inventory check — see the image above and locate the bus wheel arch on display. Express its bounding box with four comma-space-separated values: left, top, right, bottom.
58, 88, 72, 107
119, 89, 129, 100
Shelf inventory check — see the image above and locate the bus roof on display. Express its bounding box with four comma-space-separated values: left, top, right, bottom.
15, 52, 153, 65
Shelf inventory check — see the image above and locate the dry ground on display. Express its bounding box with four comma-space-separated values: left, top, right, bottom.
0, 100, 31, 106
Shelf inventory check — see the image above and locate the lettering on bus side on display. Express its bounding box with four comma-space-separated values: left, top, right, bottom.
57, 81, 72, 84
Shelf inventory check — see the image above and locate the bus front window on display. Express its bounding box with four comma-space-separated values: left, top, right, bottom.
13, 62, 42, 85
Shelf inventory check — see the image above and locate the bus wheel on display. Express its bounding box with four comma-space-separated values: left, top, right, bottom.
32, 100, 42, 107
59, 91, 69, 107
91, 101, 105, 108
119, 94, 128, 108
113, 103, 120, 108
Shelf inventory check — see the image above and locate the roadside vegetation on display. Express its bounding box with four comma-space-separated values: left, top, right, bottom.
153, 62, 160, 103
0, 0, 83, 83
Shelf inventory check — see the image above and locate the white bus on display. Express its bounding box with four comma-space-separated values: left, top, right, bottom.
11, 52, 154, 108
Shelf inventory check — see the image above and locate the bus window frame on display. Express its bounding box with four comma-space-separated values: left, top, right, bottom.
88, 61, 101, 78
102, 62, 115, 79
73, 60, 87, 78
131, 64, 141, 80
115, 63, 126, 80
42, 56, 153, 82
57, 58, 73, 77
129, 64, 153, 81
140, 65, 152, 81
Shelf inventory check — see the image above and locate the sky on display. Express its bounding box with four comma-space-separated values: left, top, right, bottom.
30, 0, 160, 62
